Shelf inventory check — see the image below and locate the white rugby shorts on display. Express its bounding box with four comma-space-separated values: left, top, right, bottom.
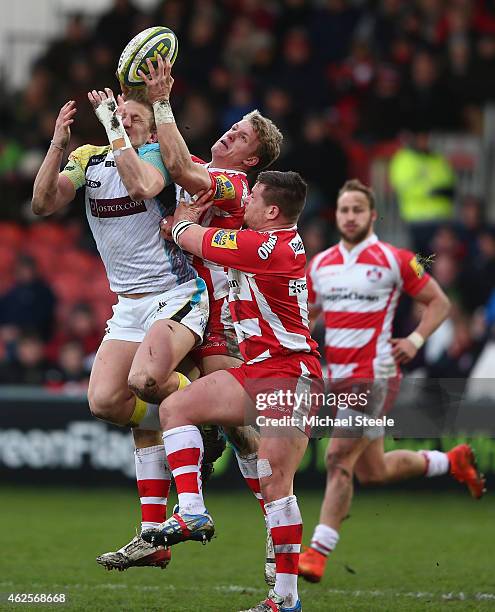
103, 278, 209, 344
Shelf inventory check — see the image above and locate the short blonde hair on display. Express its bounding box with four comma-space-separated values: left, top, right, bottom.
243, 109, 283, 171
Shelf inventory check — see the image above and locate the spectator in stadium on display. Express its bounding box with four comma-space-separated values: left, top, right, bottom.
0, 254, 56, 341
141, 171, 322, 612
297, 179, 485, 584
0, 332, 51, 386
45, 303, 101, 365
389, 127, 456, 254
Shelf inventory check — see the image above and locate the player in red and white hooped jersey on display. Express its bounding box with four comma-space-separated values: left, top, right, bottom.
141, 171, 322, 612
298, 179, 486, 585
306, 210, 430, 382
175, 154, 250, 362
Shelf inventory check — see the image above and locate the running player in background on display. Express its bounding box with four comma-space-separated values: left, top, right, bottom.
97, 56, 283, 576
32, 89, 209, 571
141, 171, 322, 612
298, 179, 486, 583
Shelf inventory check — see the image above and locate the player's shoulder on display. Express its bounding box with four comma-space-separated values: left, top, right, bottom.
69, 144, 110, 170
309, 244, 343, 271
375, 240, 426, 277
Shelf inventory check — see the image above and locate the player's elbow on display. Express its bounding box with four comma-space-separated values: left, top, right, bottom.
127, 184, 153, 201
31, 195, 52, 216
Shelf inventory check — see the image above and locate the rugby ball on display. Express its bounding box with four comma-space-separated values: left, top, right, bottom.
117, 26, 178, 88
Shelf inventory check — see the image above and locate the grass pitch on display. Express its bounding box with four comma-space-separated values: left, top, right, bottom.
0, 486, 493, 611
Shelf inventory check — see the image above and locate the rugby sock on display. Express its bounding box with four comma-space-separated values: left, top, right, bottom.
265, 495, 302, 607
135, 445, 171, 532
163, 425, 206, 515
310, 523, 340, 557
128, 397, 160, 430
421, 450, 450, 477
236, 453, 266, 514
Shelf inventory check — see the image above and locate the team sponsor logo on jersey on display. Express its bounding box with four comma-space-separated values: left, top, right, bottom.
211, 229, 239, 249
324, 289, 379, 303
105, 160, 116, 167
366, 267, 382, 282
214, 174, 236, 200
89, 196, 147, 218
64, 164, 75, 172
409, 256, 425, 278
88, 154, 107, 167
289, 237, 305, 255
257, 235, 278, 260
289, 279, 307, 296
85, 179, 101, 188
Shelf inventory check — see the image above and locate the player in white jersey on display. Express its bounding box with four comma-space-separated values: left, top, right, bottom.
96, 58, 284, 575
32, 89, 209, 570
298, 179, 486, 583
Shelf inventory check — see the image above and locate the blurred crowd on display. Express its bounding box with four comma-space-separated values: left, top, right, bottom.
1, 0, 495, 389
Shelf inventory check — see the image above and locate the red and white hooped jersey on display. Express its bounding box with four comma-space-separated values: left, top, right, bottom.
201, 226, 320, 365
306, 234, 430, 380
176, 156, 249, 301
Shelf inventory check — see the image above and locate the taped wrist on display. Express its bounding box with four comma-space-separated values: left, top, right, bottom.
407, 331, 425, 350
95, 98, 131, 151
172, 220, 194, 244
153, 99, 175, 125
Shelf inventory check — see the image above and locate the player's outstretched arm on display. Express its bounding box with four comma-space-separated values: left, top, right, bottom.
88, 88, 165, 200
139, 56, 212, 195
390, 278, 451, 363
32, 101, 77, 216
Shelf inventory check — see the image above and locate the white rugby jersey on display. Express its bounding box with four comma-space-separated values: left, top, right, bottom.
62, 144, 196, 294
306, 234, 430, 380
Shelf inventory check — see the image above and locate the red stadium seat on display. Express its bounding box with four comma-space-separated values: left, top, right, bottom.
58, 249, 99, 277
27, 223, 73, 249
51, 272, 90, 304
0, 222, 25, 249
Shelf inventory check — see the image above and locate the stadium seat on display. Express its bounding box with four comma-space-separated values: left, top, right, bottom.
58, 249, 99, 277
27, 223, 74, 249
51, 272, 90, 304
0, 222, 25, 249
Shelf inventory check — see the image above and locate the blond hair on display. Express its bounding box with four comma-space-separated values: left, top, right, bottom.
243, 109, 283, 171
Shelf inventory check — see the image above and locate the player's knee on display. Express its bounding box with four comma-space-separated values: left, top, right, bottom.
88, 388, 123, 424
326, 451, 353, 481
128, 370, 161, 404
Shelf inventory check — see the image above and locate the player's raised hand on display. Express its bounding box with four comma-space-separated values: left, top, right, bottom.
389, 337, 418, 364
138, 55, 174, 104
52, 101, 76, 149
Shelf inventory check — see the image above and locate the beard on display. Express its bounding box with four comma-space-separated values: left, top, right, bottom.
338, 219, 373, 245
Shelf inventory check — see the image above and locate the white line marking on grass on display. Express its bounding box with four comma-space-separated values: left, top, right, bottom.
315, 588, 495, 602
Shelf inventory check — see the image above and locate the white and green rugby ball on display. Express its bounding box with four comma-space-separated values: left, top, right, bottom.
117, 26, 178, 88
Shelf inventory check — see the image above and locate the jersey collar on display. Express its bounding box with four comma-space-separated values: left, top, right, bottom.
338, 233, 378, 262
206, 162, 247, 176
